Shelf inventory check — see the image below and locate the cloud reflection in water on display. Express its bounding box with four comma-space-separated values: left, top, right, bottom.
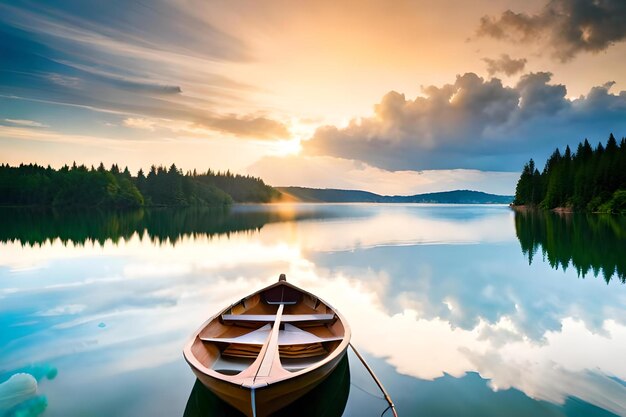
0, 204, 624, 416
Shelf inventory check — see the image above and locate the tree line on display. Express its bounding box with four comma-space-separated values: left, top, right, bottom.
0, 162, 279, 207
513, 133, 626, 212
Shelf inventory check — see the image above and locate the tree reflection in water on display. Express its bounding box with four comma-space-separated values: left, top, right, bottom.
0, 205, 364, 247
514, 210, 626, 283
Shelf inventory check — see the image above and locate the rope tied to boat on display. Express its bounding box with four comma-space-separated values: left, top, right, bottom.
349, 381, 385, 400
349, 343, 399, 417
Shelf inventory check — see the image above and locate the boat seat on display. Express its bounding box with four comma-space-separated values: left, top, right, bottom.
201, 323, 343, 346
221, 313, 335, 324
212, 356, 254, 375
212, 353, 328, 374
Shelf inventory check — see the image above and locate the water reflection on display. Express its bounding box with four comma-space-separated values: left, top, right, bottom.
0, 205, 370, 246
514, 210, 626, 283
1, 204, 625, 416
183, 355, 350, 417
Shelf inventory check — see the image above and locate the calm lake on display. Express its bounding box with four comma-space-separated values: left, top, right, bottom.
1, 204, 625, 417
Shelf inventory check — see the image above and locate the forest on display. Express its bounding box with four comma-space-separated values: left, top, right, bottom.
513, 134, 626, 212
0, 162, 279, 207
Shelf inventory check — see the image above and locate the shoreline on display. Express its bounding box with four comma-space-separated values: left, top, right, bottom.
510, 204, 573, 213
509, 204, 617, 214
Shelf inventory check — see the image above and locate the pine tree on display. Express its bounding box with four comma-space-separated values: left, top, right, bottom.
515, 134, 626, 212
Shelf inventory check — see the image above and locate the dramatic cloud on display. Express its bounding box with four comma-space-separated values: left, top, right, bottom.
303, 72, 626, 171
483, 54, 527, 76
477, 0, 626, 61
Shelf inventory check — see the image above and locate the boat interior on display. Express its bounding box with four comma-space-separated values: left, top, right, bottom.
190, 283, 345, 377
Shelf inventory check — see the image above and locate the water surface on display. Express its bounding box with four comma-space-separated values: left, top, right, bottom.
1, 204, 625, 416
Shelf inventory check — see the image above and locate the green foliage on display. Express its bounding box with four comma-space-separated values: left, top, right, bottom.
513, 133, 626, 211
192, 169, 280, 203
513, 159, 543, 205
598, 190, 626, 214
0, 162, 279, 207
0, 163, 143, 207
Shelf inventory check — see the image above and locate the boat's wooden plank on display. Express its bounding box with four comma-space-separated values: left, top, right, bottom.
221, 313, 335, 324
201, 323, 343, 345
203, 336, 342, 346
221, 343, 328, 359
202, 324, 270, 345
212, 353, 329, 374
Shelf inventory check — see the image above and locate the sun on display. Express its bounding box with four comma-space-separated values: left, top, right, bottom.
267, 118, 320, 157
270, 138, 302, 156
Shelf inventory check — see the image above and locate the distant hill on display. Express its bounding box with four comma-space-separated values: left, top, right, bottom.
277, 187, 514, 204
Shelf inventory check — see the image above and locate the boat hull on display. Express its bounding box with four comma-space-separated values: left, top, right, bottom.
183, 279, 351, 417
188, 346, 348, 417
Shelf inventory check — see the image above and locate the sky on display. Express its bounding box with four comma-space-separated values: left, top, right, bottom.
1, 0, 626, 195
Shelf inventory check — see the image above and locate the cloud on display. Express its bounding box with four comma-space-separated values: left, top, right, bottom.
0, 1, 249, 63
483, 54, 527, 76
45, 71, 182, 95
302, 72, 626, 171
1, 119, 49, 128
35, 304, 86, 317
0, 125, 139, 148
204, 114, 291, 140
122, 115, 290, 139
477, 0, 626, 61
466, 319, 626, 415
122, 118, 158, 131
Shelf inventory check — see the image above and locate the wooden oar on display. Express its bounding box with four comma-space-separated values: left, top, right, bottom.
254, 303, 284, 379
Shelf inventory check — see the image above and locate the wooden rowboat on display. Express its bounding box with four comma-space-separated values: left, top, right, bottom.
183, 274, 351, 417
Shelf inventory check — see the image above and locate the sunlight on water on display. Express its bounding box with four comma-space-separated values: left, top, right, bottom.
0, 204, 625, 416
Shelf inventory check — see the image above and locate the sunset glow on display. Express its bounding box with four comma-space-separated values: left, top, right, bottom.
2, 0, 626, 193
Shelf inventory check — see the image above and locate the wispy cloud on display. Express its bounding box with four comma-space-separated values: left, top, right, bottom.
122, 118, 159, 131
0, 125, 144, 155
35, 304, 86, 317
0, 1, 288, 141
2, 119, 49, 128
